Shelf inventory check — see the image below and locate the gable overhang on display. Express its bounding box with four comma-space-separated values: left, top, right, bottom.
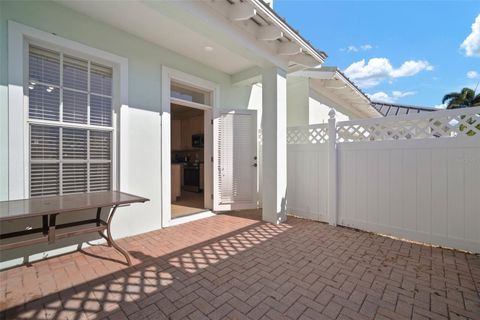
291, 67, 382, 118
55, 0, 326, 76
247, 0, 327, 66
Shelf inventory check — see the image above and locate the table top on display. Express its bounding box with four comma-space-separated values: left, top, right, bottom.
0, 191, 149, 221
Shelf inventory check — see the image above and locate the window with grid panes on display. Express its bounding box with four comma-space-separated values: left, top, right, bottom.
28, 45, 114, 196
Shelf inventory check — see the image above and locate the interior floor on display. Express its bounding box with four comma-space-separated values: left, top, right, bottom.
171, 191, 205, 219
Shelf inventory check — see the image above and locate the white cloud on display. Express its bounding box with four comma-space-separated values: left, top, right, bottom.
390, 60, 434, 77
368, 90, 416, 103
347, 46, 358, 52
368, 92, 394, 103
360, 44, 373, 51
340, 44, 373, 53
467, 70, 479, 79
432, 103, 446, 109
343, 58, 434, 88
340, 46, 358, 53
461, 14, 480, 57
392, 91, 416, 98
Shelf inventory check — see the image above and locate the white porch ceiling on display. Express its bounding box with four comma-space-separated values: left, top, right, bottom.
56, 0, 254, 74
56, 0, 325, 76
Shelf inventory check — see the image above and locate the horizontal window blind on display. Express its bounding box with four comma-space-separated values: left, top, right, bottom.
63, 89, 88, 124
90, 131, 111, 160
31, 163, 60, 197
90, 95, 112, 126
63, 163, 88, 194
28, 84, 60, 121
63, 55, 88, 91
30, 126, 60, 160
91, 63, 112, 96
63, 128, 87, 159
90, 163, 111, 192
28, 44, 114, 197
30, 125, 112, 196
29, 46, 60, 85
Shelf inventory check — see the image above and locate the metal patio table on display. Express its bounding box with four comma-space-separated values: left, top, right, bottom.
0, 191, 149, 265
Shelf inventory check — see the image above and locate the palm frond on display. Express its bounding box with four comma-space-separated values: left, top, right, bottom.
442, 92, 460, 104
443, 88, 478, 109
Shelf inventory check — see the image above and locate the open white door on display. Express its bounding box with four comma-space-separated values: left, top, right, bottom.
213, 109, 258, 211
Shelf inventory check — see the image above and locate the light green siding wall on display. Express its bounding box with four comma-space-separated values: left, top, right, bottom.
308, 88, 364, 124
286, 76, 366, 126
0, 0, 255, 269
286, 77, 309, 126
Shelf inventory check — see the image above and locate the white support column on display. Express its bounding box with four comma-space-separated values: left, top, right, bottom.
261, 67, 287, 224
327, 108, 338, 226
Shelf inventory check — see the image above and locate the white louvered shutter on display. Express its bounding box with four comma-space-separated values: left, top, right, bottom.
28, 44, 114, 197
213, 110, 258, 211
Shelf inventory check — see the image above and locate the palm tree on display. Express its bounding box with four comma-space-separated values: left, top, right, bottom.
441, 87, 480, 136
442, 87, 480, 109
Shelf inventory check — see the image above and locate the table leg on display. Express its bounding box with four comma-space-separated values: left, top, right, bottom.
96, 207, 111, 246
106, 205, 132, 265
42, 215, 48, 236
48, 214, 57, 244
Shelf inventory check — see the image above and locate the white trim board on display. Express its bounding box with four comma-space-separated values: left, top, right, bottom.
170, 97, 212, 111
7, 21, 128, 200
168, 210, 216, 227
161, 66, 220, 228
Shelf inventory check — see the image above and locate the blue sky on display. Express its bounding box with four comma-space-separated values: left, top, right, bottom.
274, 0, 480, 108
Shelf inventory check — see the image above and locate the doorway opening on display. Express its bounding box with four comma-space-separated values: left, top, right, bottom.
162, 69, 215, 226
170, 102, 207, 219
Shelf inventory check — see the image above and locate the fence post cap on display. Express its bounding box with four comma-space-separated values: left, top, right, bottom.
328, 108, 336, 119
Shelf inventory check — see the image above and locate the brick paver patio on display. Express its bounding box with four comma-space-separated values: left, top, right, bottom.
1, 210, 479, 320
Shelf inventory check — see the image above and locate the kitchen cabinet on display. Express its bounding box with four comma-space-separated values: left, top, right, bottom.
191, 115, 204, 135
171, 119, 182, 150
181, 118, 190, 150
180, 115, 204, 150
171, 164, 182, 202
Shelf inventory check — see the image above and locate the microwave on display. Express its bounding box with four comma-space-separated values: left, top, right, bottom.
192, 134, 204, 148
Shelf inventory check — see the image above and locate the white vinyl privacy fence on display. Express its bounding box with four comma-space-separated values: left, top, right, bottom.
287, 107, 480, 253
287, 124, 329, 222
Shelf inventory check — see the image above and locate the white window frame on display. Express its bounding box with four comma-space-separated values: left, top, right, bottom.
8, 21, 128, 200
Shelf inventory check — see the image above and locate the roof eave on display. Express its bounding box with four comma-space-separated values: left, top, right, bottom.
295, 67, 382, 118
321, 68, 383, 118
249, 0, 327, 64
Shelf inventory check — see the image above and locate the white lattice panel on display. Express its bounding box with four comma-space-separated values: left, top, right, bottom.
287, 124, 329, 144
337, 107, 480, 142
